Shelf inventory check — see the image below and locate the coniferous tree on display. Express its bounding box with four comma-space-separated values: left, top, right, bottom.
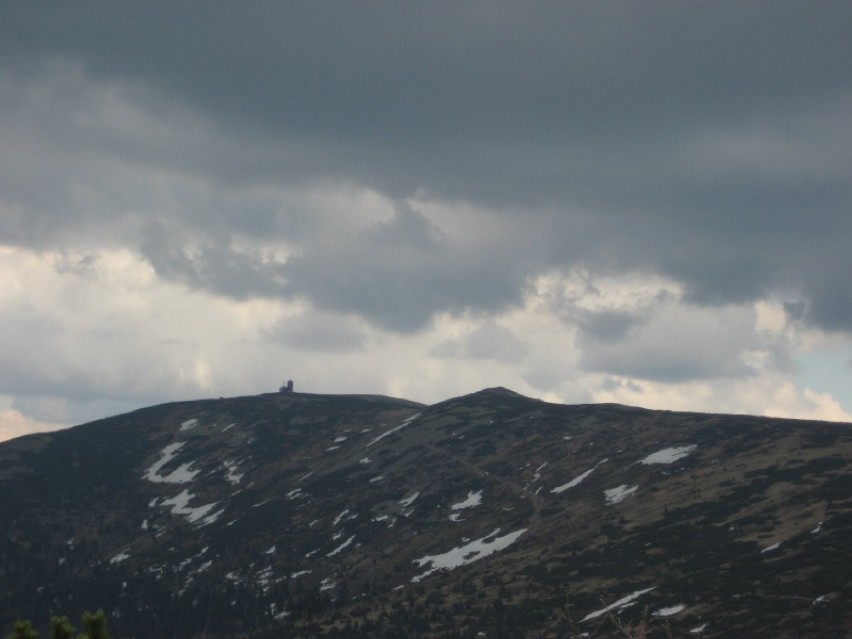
49, 616, 75, 639
6, 620, 38, 639
78, 610, 110, 639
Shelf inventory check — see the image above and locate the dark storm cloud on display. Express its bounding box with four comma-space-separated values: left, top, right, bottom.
282, 203, 532, 331
2, 2, 852, 332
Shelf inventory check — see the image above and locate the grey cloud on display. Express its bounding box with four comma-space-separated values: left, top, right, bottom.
576, 303, 760, 383
266, 312, 366, 353
283, 204, 530, 332
139, 222, 288, 300
2, 3, 852, 334
433, 323, 527, 362
575, 310, 643, 343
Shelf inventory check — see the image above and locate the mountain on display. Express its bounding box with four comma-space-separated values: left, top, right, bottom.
1, 388, 850, 638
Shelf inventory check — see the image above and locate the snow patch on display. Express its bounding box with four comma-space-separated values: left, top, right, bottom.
399, 492, 420, 507
640, 445, 697, 465
604, 484, 638, 504
411, 528, 526, 582
327, 535, 355, 557
654, 604, 685, 617
689, 623, 707, 634
451, 490, 482, 510
551, 459, 608, 494
366, 413, 421, 448
223, 460, 243, 485
144, 442, 199, 484
180, 418, 198, 431
110, 552, 130, 564
160, 490, 221, 525
761, 541, 781, 553
581, 587, 656, 622
811, 521, 823, 534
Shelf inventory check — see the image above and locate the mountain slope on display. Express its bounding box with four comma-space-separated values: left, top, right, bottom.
1, 388, 850, 638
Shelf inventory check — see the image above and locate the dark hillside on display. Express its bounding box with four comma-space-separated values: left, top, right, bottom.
0, 389, 850, 638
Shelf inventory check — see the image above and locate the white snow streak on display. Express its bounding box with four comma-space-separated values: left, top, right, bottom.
654, 604, 685, 617
327, 535, 355, 557
451, 490, 483, 510
223, 460, 243, 485
366, 413, 421, 448
604, 484, 638, 504
551, 459, 608, 494
411, 528, 526, 582
144, 442, 199, 484
180, 418, 198, 432
160, 489, 220, 525
640, 445, 697, 465
581, 587, 656, 622
761, 541, 781, 553
399, 492, 420, 507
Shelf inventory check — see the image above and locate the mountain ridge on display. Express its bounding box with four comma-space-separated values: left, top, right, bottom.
1, 388, 850, 638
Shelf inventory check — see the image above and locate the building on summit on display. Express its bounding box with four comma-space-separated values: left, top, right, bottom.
279, 380, 294, 393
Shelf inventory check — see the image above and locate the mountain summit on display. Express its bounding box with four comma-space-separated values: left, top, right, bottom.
1, 390, 850, 638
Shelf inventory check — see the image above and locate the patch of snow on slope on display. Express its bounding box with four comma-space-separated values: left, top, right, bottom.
110, 552, 130, 564
400, 492, 420, 507
333, 508, 350, 526
223, 460, 243, 485
581, 587, 656, 622
654, 604, 685, 617
689, 623, 707, 634
451, 490, 482, 510
811, 521, 823, 534
180, 418, 198, 431
366, 413, 421, 448
551, 459, 608, 494
640, 445, 697, 465
160, 490, 220, 525
411, 528, 527, 583
761, 541, 781, 553
144, 442, 199, 484
327, 535, 355, 557
604, 484, 638, 504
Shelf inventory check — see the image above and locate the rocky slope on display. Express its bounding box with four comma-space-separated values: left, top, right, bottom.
0, 388, 850, 638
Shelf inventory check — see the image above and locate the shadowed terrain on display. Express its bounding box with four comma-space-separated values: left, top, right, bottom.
1, 388, 850, 638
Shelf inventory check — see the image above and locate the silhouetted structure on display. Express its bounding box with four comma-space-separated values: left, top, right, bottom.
279, 380, 294, 393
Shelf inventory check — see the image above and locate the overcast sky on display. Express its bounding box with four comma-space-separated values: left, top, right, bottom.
2, 2, 852, 441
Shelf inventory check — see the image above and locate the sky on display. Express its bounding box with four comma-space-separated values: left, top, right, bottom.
2, 2, 852, 442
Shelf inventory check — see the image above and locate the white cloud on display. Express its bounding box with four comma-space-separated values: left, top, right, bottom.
0, 399, 66, 443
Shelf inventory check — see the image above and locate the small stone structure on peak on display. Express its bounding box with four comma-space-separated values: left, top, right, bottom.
279, 379, 294, 393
